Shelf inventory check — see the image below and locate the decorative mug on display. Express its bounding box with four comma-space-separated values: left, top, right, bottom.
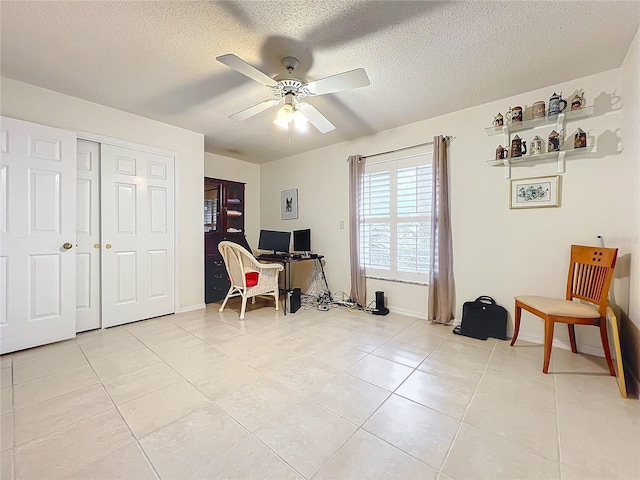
574, 128, 587, 148
548, 130, 561, 152
548, 92, 568, 116
511, 135, 526, 157
511, 106, 523, 122
532, 101, 546, 118
571, 93, 585, 110
493, 113, 504, 127
505, 107, 513, 123
496, 145, 506, 160
531, 135, 543, 155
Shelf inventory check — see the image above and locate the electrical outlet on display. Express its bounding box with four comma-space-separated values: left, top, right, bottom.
340, 220, 345, 229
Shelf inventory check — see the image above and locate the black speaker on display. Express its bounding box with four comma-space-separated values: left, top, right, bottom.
288, 288, 301, 314
373, 291, 389, 315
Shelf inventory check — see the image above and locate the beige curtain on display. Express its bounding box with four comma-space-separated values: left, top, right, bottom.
428, 136, 455, 324
348, 155, 367, 306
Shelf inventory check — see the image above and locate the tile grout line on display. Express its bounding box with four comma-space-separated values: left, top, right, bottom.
435, 337, 499, 478
75, 338, 163, 480
553, 368, 563, 479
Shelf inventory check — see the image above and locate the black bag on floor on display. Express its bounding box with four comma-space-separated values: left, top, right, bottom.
453, 296, 507, 340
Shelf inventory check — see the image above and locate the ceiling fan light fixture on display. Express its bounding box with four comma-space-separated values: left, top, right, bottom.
293, 109, 308, 130
274, 103, 294, 129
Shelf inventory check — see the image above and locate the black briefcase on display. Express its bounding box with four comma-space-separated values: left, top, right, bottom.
453, 296, 507, 340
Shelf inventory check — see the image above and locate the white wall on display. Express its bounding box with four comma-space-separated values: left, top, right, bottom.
204, 153, 261, 249
261, 66, 636, 355
619, 27, 640, 382
0, 77, 205, 311
620, 29, 640, 330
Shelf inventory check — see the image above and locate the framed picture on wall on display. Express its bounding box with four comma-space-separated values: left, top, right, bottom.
281, 189, 298, 220
509, 175, 560, 209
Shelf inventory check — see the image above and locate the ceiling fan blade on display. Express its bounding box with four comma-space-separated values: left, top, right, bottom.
305, 69, 370, 96
216, 54, 277, 87
298, 103, 335, 133
229, 99, 282, 121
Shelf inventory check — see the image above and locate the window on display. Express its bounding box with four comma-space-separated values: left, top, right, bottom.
360, 152, 432, 284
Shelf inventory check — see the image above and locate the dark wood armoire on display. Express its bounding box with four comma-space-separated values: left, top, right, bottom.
204, 177, 250, 303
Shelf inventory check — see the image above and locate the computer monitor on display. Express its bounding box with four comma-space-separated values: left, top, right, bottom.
293, 229, 311, 253
258, 230, 291, 254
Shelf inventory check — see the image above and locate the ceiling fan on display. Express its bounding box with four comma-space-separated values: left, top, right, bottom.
216, 54, 370, 133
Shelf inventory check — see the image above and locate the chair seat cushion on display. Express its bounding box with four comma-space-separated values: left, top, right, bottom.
515, 295, 600, 318
245, 271, 259, 287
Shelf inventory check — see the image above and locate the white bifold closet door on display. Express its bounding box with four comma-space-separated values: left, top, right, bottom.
0, 117, 77, 354
0, 115, 176, 354
100, 144, 175, 328
76, 139, 101, 332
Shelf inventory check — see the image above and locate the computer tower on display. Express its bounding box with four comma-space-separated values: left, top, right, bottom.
288, 288, 301, 314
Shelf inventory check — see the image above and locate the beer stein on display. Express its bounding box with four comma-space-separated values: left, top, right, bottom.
511, 135, 526, 157
511, 106, 523, 122
532, 101, 546, 118
531, 136, 543, 155
571, 93, 585, 110
548, 92, 568, 116
548, 130, 561, 152
574, 128, 587, 148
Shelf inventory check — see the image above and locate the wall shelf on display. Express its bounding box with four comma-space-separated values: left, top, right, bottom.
487, 145, 594, 178
486, 145, 594, 166
485, 106, 593, 136
486, 105, 594, 178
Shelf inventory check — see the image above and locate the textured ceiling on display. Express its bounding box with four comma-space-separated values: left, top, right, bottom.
1, 1, 638, 164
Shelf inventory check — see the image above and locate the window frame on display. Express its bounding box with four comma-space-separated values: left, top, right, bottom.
359, 150, 432, 285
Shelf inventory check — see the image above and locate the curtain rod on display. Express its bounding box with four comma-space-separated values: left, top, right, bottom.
351, 136, 455, 161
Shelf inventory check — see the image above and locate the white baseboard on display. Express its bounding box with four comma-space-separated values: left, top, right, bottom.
509, 332, 606, 357
388, 306, 425, 319
452, 319, 606, 357
177, 303, 206, 314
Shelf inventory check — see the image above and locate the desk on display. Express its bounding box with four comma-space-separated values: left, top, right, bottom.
256, 254, 328, 314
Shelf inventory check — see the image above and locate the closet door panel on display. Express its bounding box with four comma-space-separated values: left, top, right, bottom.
75, 139, 101, 332
101, 144, 174, 327
0, 116, 76, 354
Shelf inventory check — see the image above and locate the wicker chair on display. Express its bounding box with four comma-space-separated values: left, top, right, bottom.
218, 241, 284, 320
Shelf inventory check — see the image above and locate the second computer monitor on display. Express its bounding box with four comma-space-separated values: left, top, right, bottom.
293, 229, 311, 253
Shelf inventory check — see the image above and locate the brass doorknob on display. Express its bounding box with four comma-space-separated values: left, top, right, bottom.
105, 244, 112, 249
94, 243, 100, 249
63, 242, 73, 250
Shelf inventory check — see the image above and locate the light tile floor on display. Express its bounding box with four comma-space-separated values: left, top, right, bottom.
0, 299, 638, 480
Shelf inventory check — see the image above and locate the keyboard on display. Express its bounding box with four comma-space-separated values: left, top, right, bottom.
258, 253, 289, 259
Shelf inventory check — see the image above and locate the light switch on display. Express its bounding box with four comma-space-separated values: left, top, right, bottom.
340, 220, 345, 229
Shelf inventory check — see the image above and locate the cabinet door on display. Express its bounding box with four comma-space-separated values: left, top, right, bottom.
223, 181, 245, 235
205, 255, 229, 303
204, 178, 221, 233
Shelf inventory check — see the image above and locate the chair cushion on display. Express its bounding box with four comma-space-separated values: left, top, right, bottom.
245, 271, 259, 287
515, 295, 600, 318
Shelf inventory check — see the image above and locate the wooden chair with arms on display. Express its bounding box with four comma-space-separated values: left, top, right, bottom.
218, 241, 284, 320
511, 244, 618, 375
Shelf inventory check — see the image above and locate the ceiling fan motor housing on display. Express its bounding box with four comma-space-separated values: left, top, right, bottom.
271, 79, 312, 99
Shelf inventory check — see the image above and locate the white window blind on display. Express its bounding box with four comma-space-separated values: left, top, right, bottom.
360, 152, 432, 283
